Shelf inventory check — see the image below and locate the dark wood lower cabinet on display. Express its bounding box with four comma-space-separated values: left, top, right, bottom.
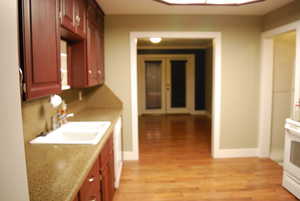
99, 135, 115, 201
75, 134, 115, 201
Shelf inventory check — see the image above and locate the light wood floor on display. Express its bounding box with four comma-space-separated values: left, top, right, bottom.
113, 115, 297, 201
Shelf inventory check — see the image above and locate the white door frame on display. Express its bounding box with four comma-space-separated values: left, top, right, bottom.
138, 54, 195, 115
258, 20, 300, 157
130, 32, 222, 160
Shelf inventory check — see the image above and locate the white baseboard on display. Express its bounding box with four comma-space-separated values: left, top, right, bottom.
214, 148, 258, 158
123, 151, 139, 161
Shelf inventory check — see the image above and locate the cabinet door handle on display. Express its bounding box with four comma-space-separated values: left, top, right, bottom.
98, 70, 101, 75
88, 70, 92, 74
75, 16, 81, 25
88, 177, 95, 183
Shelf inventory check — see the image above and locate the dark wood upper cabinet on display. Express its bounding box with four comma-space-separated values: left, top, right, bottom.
60, 0, 87, 39
71, 0, 105, 88
86, 3, 98, 87
95, 14, 105, 85
61, 0, 76, 33
20, 0, 61, 100
75, 0, 87, 38
20, 0, 104, 99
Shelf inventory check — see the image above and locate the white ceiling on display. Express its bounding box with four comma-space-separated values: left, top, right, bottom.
97, 0, 293, 15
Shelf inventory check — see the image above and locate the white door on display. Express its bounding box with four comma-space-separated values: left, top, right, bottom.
139, 55, 194, 114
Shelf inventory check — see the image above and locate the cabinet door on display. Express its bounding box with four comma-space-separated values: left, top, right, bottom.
101, 164, 113, 201
21, 0, 61, 100
86, 4, 99, 87
108, 153, 115, 200
95, 15, 105, 85
73, 195, 79, 201
61, 0, 75, 32
100, 153, 115, 201
80, 159, 102, 201
86, 20, 98, 86
75, 0, 86, 38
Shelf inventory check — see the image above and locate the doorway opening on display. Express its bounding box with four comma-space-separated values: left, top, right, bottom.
129, 32, 222, 160
269, 31, 296, 164
137, 38, 213, 115
136, 37, 214, 158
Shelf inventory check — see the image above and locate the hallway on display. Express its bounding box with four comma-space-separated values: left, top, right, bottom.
113, 115, 297, 201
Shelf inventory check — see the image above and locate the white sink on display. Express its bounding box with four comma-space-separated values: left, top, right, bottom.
30, 121, 111, 145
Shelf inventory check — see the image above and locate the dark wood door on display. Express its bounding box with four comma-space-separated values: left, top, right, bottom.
61, 0, 75, 32
75, 0, 87, 38
21, 0, 61, 99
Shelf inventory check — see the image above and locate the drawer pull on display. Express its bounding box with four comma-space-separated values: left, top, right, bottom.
90, 199, 96, 201
88, 177, 95, 183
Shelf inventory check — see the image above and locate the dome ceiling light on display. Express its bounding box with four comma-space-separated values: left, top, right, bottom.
150, 37, 162, 43
154, 0, 265, 6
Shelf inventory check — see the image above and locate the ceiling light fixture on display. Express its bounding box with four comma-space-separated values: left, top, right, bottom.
154, 0, 265, 6
150, 37, 162, 43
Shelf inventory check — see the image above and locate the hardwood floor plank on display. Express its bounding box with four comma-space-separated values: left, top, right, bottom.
113, 115, 298, 201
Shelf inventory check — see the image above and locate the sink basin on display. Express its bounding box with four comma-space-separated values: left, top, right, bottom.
30, 121, 111, 145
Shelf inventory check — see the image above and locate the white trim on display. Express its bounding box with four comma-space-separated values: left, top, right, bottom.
258, 39, 274, 157
215, 148, 258, 158
258, 20, 300, 157
130, 32, 222, 159
123, 151, 139, 161
114, 161, 123, 188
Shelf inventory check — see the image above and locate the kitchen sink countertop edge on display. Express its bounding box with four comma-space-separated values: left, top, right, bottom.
25, 108, 122, 201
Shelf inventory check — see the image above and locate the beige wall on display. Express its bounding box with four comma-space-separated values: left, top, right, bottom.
263, 1, 300, 31
205, 46, 213, 115
105, 15, 263, 151
0, 0, 30, 200
270, 32, 296, 162
22, 89, 91, 142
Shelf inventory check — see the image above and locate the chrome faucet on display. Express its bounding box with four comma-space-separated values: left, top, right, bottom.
51, 113, 74, 130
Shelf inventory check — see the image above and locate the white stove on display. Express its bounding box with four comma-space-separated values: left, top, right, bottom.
283, 118, 300, 199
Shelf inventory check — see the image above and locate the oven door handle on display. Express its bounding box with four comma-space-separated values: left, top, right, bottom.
285, 125, 300, 139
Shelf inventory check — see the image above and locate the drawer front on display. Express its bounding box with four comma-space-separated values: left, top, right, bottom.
80, 159, 101, 201
81, 192, 101, 201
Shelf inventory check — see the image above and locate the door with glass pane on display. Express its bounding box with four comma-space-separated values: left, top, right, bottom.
140, 59, 167, 114
139, 55, 193, 114
166, 59, 189, 113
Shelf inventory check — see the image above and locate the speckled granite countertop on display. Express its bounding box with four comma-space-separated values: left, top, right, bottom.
25, 108, 122, 201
